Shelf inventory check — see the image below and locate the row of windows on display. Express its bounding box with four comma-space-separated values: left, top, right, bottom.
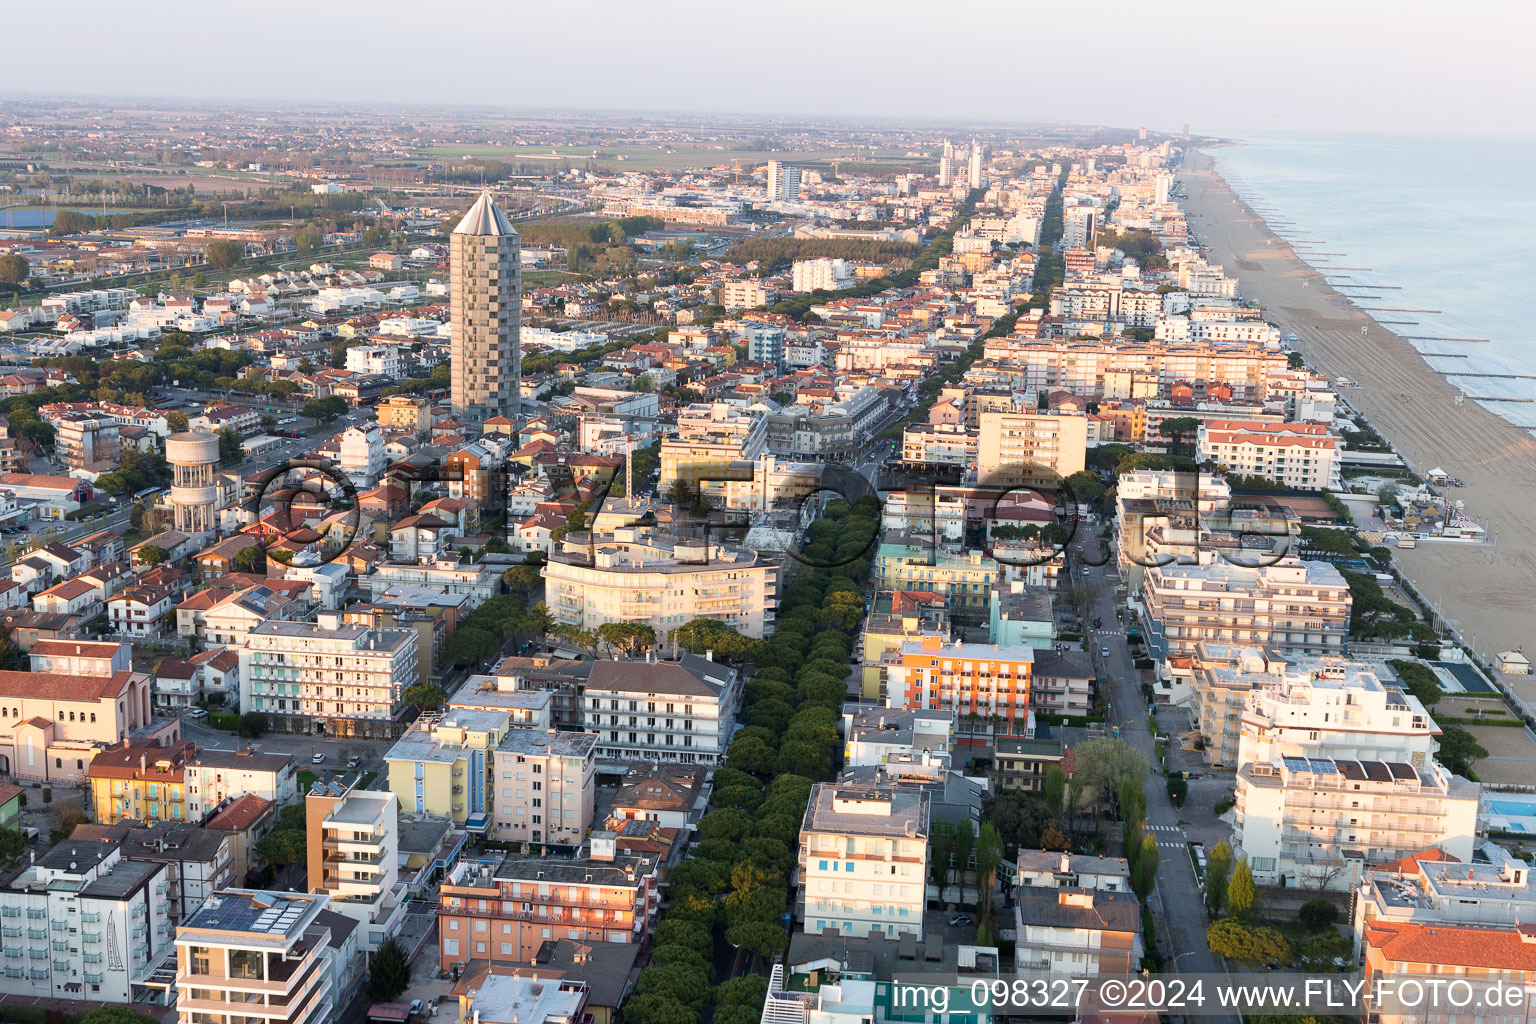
2, 709, 96, 723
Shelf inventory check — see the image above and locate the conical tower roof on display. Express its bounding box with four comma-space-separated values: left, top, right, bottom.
453, 191, 517, 237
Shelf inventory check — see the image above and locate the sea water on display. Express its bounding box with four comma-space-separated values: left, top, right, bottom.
1211, 131, 1536, 430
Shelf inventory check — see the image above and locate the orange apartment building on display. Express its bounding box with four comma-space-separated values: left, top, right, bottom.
881, 636, 1034, 749
436, 832, 657, 971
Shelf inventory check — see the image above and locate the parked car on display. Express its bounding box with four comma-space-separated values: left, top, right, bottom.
347, 756, 361, 769
185, 707, 208, 719
311, 753, 327, 764
947, 914, 972, 927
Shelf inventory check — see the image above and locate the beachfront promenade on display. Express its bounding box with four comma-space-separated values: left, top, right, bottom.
1180, 151, 1536, 708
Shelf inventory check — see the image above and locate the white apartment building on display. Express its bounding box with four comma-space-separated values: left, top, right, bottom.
174, 890, 337, 1024
798, 782, 929, 938
1197, 419, 1341, 491
766, 160, 801, 202
1236, 656, 1440, 769
976, 409, 1088, 487
336, 423, 385, 489
363, 561, 500, 613
791, 258, 853, 293
184, 749, 298, 822
1235, 755, 1479, 890
840, 706, 955, 769
490, 728, 597, 848
343, 345, 404, 379
238, 614, 418, 738
582, 655, 742, 767
0, 838, 171, 1004
720, 280, 772, 310
305, 779, 407, 951
900, 422, 978, 467
543, 528, 778, 641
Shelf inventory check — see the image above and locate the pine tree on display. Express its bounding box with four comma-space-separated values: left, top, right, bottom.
368, 937, 412, 1002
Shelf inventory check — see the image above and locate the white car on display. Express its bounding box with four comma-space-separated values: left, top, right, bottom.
311, 753, 327, 765
1100, 647, 1111, 657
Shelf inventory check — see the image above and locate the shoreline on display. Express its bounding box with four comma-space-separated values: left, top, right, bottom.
1178, 151, 1536, 708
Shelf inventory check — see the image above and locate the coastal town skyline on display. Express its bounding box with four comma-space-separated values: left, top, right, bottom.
0, 46, 1530, 1024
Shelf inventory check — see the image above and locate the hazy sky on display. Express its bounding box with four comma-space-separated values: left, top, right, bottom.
5, 0, 1533, 137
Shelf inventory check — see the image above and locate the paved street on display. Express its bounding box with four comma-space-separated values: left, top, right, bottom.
180, 715, 398, 776
1076, 534, 1235, 1013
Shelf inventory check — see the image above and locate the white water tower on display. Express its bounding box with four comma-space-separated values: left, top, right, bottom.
167, 430, 221, 536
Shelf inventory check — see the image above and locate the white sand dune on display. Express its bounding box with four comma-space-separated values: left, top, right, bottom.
1180, 151, 1536, 707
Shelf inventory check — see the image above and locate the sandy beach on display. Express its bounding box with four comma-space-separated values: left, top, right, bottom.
1179, 151, 1536, 707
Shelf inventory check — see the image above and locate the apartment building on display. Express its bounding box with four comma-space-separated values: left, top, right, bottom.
980, 336, 1286, 400
305, 777, 407, 951
581, 655, 742, 767
173, 891, 337, 1024
762, 388, 888, 460
657, 403, 767, 496
184, 749, 298, 822
437, 834, 658, 970
451, 667, 565, 728
976, 410, 1088, 488
1356, 844, 1536, 940
798, 782, 929, 938
1013, 884, 1143, 978
1234, 756, 1478, 890
1114, 469, 1231, 584
70, 821, 234, 927
238, 614, 419, 738
1029, 649, 1095, 717
791, 258, 853, 293
882, 637, 1034, 749
0, 667, 152, 783
900, 422, 978, 467
52, 411, 120, 472
720, 280, 773, 310
872, 545, 999, 621
377, 394, 432, 435
543, 529, 778, 642
1235, 655, 1440, 769
87, 740, 197, 825
0, 839, 171, 1003
490, 728, 597, 848
1140, 555, 1351, 672
386, 709, 511, 831
841, 706, 955, 769
1197, 419, 1341, 491
336, 422, 385, 489
858, 590, 950, 701
363, 561, 500, 614
988, 582, 1055, 649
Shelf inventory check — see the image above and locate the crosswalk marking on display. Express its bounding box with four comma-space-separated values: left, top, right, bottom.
1148, 824, 1183, 832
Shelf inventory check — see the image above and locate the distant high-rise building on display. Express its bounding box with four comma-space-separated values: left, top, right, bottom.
939, 139, 954, 186
766, 160, 801, 201
968, 139, 984, 189
1139, 126, 1148, 140
450, 191, 520, 425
